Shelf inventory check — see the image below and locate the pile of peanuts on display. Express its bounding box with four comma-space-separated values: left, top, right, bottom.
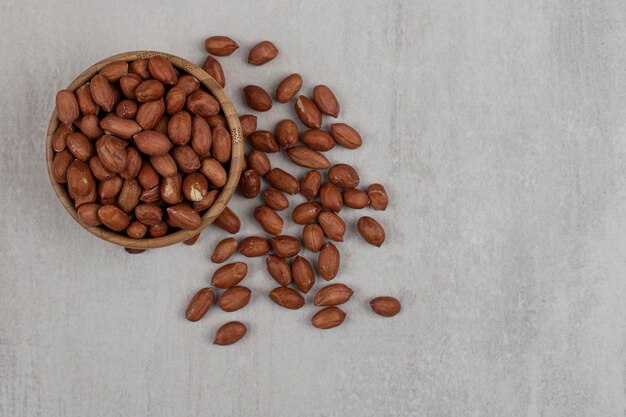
181, 36, 401, 346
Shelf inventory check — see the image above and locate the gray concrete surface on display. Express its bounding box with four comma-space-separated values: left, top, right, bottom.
1, 0, 625, 416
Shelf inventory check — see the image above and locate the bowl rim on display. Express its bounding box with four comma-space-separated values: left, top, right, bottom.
46, 50, 244, 249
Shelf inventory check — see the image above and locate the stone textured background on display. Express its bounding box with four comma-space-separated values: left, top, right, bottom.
1, 1, 625, 416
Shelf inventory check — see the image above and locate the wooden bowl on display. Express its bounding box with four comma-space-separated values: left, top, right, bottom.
45, 51, 244, 249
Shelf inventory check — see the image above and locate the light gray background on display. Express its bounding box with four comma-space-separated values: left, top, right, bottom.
1, 0, 625, 416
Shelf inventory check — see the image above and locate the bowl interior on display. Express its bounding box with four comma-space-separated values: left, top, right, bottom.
46, 51, 244, 249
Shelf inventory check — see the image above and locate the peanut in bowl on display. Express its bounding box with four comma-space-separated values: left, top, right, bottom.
46, 51, 244, 250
